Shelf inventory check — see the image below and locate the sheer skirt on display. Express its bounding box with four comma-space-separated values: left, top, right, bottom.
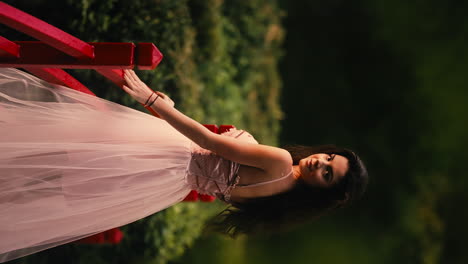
0, 68, 192, 262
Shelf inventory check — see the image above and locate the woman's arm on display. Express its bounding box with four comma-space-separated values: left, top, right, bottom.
123, 70, 291, 171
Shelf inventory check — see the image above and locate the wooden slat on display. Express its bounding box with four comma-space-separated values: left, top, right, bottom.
0, 41, 134, 69
95, 69, 125, 87
96, 68, 163, 117
0, 2, 94, 59
24, 68, 95, 96
0, 36, 20, 58
137, 43, 163, 70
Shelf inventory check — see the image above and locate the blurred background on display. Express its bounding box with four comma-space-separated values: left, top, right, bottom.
2, 0, 467, 263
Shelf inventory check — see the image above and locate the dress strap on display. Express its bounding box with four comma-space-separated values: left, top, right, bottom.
235, 170, 294, 188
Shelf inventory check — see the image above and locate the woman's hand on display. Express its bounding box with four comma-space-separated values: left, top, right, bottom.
122, 69, 153, 104
153, 91, 175, 107
122, 70, 175, 107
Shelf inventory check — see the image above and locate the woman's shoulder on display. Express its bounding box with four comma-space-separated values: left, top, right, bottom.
273, 147, 294, 170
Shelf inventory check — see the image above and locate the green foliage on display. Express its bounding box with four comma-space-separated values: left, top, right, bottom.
180, 0, 285, 145
397, 174, 448, 264
4, 0, 284, 144
3, 0, 284, 263
366, 1, 468, 263
117, 203, 223, 264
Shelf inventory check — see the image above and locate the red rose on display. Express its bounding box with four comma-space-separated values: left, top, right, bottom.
198, 193, 216, 202
105, 228, 124, 244
183, 190, 199, 201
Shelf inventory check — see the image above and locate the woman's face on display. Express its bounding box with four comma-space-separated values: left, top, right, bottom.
298, 153, 349, 188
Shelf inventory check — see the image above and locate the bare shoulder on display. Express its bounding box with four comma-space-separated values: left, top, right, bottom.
271, 147, 293, 164
266, 147, 293, 170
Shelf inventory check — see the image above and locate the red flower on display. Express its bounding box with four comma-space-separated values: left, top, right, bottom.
76, 228, 123, 244
77, 232, 105, 244
183, 190, 199, 201
105, 228, 124, 244
198, 193, 216, 202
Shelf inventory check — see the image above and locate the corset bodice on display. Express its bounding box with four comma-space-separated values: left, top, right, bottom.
185, 129, 258, 203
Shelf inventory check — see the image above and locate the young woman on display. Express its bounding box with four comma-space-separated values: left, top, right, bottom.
0, 68, 368, 262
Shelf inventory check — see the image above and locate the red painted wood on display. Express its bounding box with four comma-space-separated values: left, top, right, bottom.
96, 69, 162, 117
137, 43, 163, 70
0, 41, 134, 69
0, 36, 20, 58
96, 69, 125, 87
24, 68, 95, 96
0, 2, 94, 60
143, 105, 162, 118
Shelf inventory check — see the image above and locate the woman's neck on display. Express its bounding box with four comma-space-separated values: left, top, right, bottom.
292, 164, 301, 180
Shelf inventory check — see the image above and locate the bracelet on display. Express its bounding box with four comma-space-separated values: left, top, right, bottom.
146, 94, 160, 107
143, 92, 155, 107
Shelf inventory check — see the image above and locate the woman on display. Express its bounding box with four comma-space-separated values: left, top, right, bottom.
122, 69, 369, 235
0, 68, 368, 262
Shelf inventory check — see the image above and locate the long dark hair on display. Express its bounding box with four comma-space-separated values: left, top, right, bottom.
206, 145, 369, 237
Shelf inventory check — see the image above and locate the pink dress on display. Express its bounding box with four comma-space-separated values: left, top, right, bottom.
0, 68, 258, 262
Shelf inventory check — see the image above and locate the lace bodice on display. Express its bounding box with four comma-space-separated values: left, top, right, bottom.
185, 129, 258, 203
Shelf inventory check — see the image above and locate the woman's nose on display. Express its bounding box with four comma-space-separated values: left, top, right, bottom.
313, 159, 322, 169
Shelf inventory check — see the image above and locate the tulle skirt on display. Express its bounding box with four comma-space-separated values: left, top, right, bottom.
0, 68, 193, 262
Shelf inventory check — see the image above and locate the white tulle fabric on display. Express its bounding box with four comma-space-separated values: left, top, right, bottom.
0, 68, 194, 262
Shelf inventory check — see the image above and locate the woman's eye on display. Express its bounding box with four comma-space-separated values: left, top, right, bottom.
323, 171, 330, 182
